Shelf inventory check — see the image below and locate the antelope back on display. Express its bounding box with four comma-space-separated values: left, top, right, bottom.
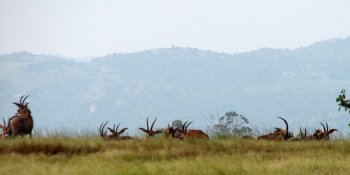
185, 129, 209, 139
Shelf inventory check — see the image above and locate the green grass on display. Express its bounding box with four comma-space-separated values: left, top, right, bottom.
1, 137, 350, 175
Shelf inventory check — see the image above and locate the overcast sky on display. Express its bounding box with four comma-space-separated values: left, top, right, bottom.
1, 0, 350, 58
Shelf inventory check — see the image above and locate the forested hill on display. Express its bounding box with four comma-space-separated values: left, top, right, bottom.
1, 37, 350, 132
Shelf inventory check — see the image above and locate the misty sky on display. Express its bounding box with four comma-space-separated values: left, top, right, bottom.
1, 0, 350, 58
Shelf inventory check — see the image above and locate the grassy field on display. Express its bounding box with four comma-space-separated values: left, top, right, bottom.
0, 137, 350, 175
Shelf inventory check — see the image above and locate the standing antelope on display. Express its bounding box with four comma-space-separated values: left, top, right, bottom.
8, 95, 34, 138
99, 121, 133, 140
139, 118, 162, 138
177, 121, 209, 140
257, 117, 293, 141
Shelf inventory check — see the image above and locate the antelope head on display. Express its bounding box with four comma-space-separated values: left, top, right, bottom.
13, 95, 31, 118
99, 121, 132, 140
163, 124, 180, 138
319, 123, 338, 140
178, 121, 209, 140
139, 118, 162, 138
0, 118, 10, 138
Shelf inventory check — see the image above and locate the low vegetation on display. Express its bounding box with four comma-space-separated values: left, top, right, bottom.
1, 137, 350, 175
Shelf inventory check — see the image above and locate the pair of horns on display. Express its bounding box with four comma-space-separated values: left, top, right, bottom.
13, 95, 29, 107
182, 121, 193, 133
146, 117, 157, 131
320, 122, 329, 132
299, 128, 307, 138
99, 121, 108, 137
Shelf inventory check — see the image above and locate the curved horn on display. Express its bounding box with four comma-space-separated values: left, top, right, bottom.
185, 121, 193, 133
278, 117, 289, 140
182, 121, 188, 131
320, 123, 326, 132
112, 124, 116, 132
99, 121, 108, 137
326, 123, 329, 132
299, 128, 303, 138
146, 118, 149, 130
150, 118, 157, 131
19, 95, 25, 106
22, 95, 29, 105
116, 123, 120, 132
2, 118, 6, 127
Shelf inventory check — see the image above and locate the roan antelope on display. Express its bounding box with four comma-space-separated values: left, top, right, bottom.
319, 122, 338, 140
257, 117, 293, 141
0, 118, 10, 138
99, 121, 133, 140
288, 128, 320, 141
8, 95, 33, 138
163, 124, 180, 139
177, 121, 209, 140
139, 118, 162, 138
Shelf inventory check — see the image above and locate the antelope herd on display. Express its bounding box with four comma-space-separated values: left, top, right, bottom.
256, 117, 338, 141
0, 95, 339, 142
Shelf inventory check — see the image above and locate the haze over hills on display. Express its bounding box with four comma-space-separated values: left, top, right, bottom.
0, 37, 350, 134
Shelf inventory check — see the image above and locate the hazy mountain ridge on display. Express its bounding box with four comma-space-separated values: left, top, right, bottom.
1, 38, 350, 133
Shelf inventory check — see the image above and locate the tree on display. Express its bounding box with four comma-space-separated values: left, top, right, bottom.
336, 89, 350, 114
209, 111, 252, 136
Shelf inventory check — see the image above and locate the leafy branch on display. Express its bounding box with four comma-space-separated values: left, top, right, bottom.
336, 89, 350, 114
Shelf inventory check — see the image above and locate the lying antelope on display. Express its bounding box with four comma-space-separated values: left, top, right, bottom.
163, 124, 180, 139
0, 118, 10, 138
288, 128, 320, 141
257, 117, 293, 141
139, 118, 162, 138
8, 95, 33, 138
177, 121, 209, 140
319, 122, 338, 140
99, 121, 133, 140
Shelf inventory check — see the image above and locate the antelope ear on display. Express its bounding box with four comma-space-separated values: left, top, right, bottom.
274, 128, 283, 132
328, 129, 338, 134
118, 128, 128, 135
139, 128, 149, 134
13, 103, 21, 108
107, 127, 116, 134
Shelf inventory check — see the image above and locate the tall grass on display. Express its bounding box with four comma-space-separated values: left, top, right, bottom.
1, 136, 350, 175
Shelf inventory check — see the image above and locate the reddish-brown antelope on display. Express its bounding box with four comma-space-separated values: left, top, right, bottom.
257, 117, 293, 141
8, 95, 33, 138
139, 118, 162, 138
177, 121, 209, 140
0, 118, 10, 138
319, 123, 338, 140
99, 121, 133, 140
